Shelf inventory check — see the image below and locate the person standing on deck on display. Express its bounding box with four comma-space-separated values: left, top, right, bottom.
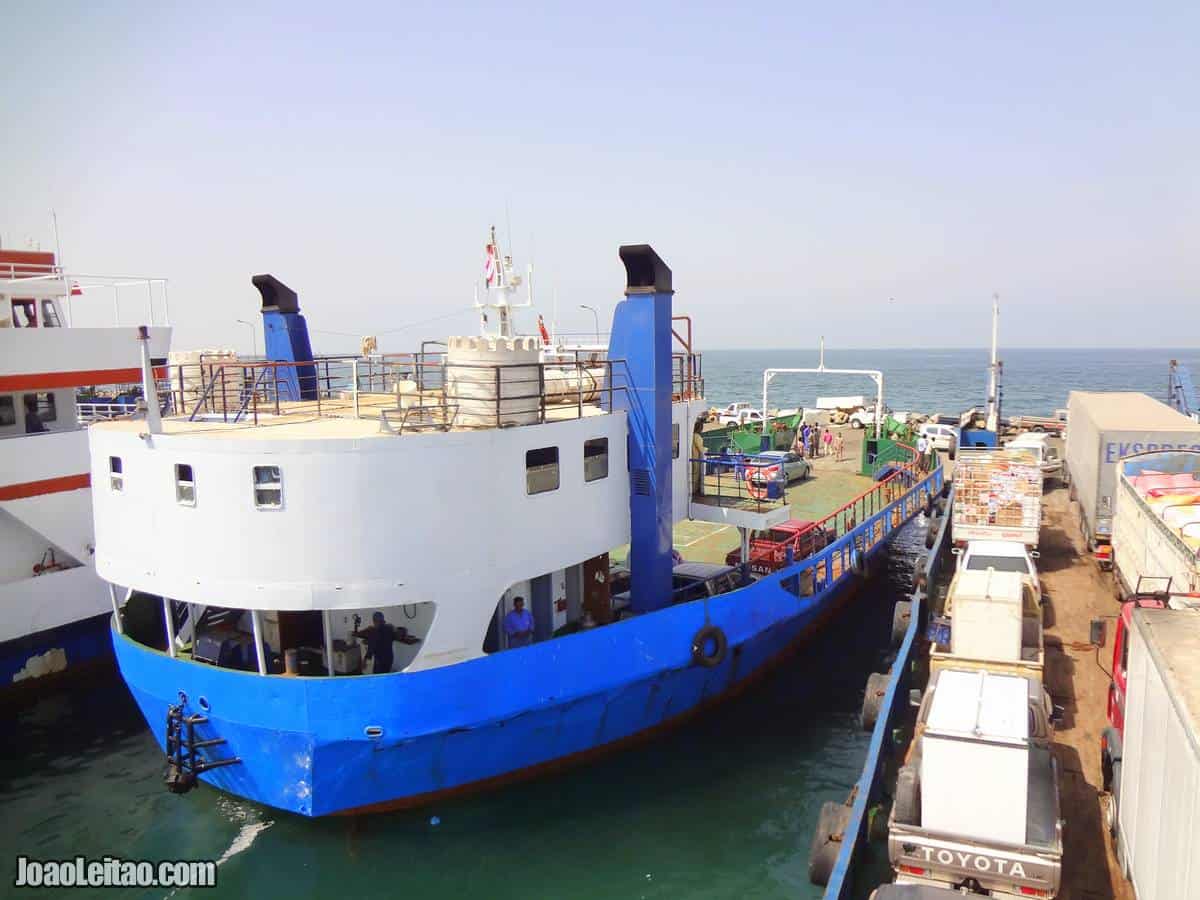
691, 421, 706, 496
790, 427, 805, 457
352, 611, 412, 674
811, 425, 822, 458
504, 597, 535, 649
835, 431, 846, 462
822, 428, 833, 458
916, 435, 929, 471
800, 424, 812, 458
23, 395, 47, 434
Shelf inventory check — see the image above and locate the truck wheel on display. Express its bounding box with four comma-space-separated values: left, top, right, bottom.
1107, 760, 1122, 836
893, 765, 920, 825
808, 800, 851, 886
912, 556, 928, 592
861, 672, 889, 730
892, 601, 912, 647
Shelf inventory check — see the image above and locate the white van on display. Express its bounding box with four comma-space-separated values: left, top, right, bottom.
1007, 432, 1062, 479
918, 422, 957, 451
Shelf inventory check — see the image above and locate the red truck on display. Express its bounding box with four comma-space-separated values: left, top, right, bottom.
725, 519, 833, 575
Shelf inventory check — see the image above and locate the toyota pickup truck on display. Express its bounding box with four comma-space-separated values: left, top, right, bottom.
888, 668, 1062, 898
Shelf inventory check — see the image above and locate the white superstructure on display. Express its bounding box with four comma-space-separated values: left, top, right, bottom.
0, 250, 170, 688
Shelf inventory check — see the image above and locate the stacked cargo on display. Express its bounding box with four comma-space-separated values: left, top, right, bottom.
951, 448, 1043, 547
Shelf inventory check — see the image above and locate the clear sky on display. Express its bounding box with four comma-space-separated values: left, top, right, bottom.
3, 2, 1197, 352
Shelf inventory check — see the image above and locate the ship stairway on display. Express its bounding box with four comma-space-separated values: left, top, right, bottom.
163, 701, 241, 794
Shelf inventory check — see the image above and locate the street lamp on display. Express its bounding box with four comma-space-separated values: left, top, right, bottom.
236, 319, 258, 358
579, 305, 599, 343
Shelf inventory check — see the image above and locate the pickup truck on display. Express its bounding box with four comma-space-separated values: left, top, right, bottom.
929, 568, 1044, 681
725, 519, 833, 575
888, 668, 1062, 898
718, 407, 767, 427
849, 406, 911, 429
955, 539, 1041, 603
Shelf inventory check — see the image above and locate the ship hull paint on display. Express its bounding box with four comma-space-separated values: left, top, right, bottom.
0, 612, 113, 700
114, 468, 942, 817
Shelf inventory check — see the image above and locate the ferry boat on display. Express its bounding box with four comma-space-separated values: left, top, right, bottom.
0, 249, 170, 696
92, 242, 944, 816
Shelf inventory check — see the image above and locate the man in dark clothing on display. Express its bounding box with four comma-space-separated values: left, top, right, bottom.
352, 611, 414, 674
24, 395, 47, 434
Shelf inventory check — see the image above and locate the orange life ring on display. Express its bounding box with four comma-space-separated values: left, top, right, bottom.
745, 464, 780, 500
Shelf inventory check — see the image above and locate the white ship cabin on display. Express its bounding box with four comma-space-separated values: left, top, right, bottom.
94, 266, 743, 678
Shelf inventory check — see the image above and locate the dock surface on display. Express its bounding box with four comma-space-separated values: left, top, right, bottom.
1040, 478, 1133, 900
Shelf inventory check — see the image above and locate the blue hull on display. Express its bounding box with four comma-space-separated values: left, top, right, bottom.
0, 613, 114, 700
114, 469, 943, 817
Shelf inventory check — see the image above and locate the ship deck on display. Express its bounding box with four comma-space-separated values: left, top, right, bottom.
618, 428, 878, 567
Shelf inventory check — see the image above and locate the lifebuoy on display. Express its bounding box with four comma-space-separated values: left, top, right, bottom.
691, 624, 728, 668
745, 465, 780, 500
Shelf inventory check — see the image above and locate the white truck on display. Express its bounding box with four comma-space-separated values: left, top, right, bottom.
1064, 391, 1200, 567
929, 568, 1044, 680
1006, 433, 1062, 481
888, 668, 1062, 898
1111, 447, 1200, 597
951, 448, 1043, 548
1107, 606, 1200, 899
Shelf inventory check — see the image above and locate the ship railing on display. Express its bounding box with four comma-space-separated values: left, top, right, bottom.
0, 263, 170, 328
76, 401, 140, 424
160, 354, 653, 429
691, 453, 793, 511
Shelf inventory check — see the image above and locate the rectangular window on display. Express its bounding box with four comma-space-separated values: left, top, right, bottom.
175, 463, 196, 506
584, 437, 609, 482
23, 392, 57, 423
0, 396, 14, 427
253, 465, 283, 508
109, 456, 123, 492
40, 300, 61, 328
525, 447, 559, 495
672, 423, 681, 459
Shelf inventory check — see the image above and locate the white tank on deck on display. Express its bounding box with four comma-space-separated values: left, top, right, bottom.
445, 335, 541, 427
167, 349, 244, 414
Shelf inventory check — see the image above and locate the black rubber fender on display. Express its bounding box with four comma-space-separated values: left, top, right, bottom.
912, 554, 929, 592
924, 515, 939, 549
808, 800, 852, 886
940, 479, 951, 499
861, 671, 889, 731
691, 624, 728, 668
891, 600, 912, 648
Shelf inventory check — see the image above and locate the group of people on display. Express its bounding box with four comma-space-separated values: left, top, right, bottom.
791, 422, 845, 462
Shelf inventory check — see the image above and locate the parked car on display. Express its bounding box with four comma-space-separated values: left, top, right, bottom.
610, 562, 741, 613
755, 450, 811, 483
918, 422, 957, 451
726, 519, 833, 574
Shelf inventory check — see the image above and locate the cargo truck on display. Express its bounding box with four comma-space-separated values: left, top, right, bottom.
1102, 606, 1200, 899
950, 449, 1043, 548
887, 668, 1062, 898
1111, 448, 1200, 596
1064, 392, 1200, 569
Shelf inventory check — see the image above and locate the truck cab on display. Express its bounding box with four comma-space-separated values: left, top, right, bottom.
1007, 433, 1062, 480
725, 519, 833, 575
956, 540, 1041, 604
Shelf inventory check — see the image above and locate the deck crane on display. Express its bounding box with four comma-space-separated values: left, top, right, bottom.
1167, 359, 1199, 422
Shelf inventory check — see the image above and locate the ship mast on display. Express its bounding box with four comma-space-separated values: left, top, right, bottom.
985, 292, 1001, 433
474, 225, 532, 339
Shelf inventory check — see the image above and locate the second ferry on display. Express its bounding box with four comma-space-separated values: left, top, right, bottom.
90, 241, 944, 816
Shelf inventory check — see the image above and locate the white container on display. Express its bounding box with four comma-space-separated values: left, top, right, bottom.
1065, 391, 1200, 548
921, 669, 1030, 844
1117, 607, 1200, 900
445, 335, 541, 427
950, 569, 1025, 663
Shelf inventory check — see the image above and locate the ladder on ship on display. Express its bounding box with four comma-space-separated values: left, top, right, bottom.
163, 700, 242, 794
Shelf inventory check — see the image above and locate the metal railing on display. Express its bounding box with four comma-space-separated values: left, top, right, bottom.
159, 354, 668, 430
692, 453, 795, 511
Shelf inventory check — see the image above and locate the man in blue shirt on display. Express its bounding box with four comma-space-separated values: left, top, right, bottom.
503, 597, 535, 649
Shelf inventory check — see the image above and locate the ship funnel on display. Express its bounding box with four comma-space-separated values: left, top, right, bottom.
608, 244, 674, 614
251, 274, 317, 401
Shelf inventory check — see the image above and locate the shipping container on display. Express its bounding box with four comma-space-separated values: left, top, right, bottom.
1064, 392, 1200, 562
1113, 607, 1200, 899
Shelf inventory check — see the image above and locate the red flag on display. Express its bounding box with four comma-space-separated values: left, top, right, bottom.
70, 281, 83, 296
537, 315, 550, 346
484, 244, 497, 286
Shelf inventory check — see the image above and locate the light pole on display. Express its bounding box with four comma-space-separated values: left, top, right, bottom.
579, 304, 599, 343
236, 319, 258, 358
